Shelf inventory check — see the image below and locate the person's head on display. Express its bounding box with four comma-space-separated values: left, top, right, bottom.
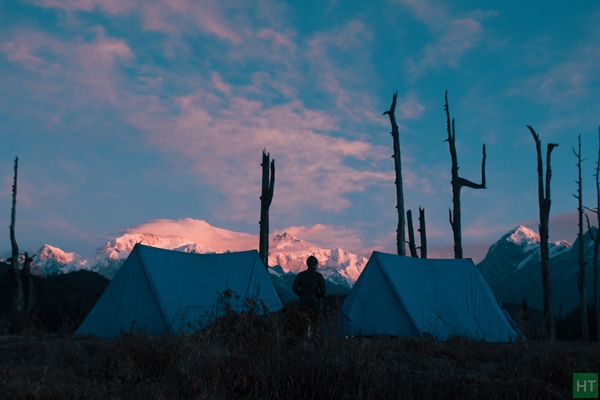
306, 255, 318, 269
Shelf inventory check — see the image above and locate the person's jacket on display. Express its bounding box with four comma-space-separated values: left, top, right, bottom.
292, 268, 326, 304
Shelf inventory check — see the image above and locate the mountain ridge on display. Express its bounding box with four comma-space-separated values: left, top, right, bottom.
0, 220, 365, 300
2, 219, 598, 314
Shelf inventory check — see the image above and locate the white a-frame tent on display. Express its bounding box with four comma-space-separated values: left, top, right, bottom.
340, 252, 518, 342
75, 244, 283, 339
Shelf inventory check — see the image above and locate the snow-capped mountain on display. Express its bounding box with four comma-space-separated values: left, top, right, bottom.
476, 225, 600, 316
88, 232, 215, 278
478, 225, 570, 286
8, 219, 597, 315
268, 232, 367, 288
28, 244, 88, 276
0, 220, 366, 299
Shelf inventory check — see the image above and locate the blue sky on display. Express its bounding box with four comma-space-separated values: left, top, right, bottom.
1, 0, 599, 263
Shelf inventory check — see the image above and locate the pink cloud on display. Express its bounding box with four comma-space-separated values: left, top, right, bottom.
2, 27, 133, 103
1, 42, 42, 65
191, 3, 241, 45
397, 91, 426, 120
0, 174, 34, 207
397, 0, 448, 28
210, 72, 232, 96
127, 87, 392, 220
308, 20, 371, 55
45, 218, 99, 243
127, 218, 258, 253
305, 20, 380, 124
31, 0, 242, 44
257, 28, 295, 49
30, 0, 136, 14
136, 1, 242, 45
511, 61, 597, 105
509, 24, 600, 105
398, 0, 498, 79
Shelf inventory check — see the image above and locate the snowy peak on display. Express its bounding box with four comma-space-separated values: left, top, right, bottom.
37, 244, 79, 265
549, 240, 571, 258
2, 219, 361, 288
173, 243, 215, 254
270, 232, 311, 252
479, 225, 558, 286
504, 226, 540, 247
124, 218, 257, 253
32, 244, 87, 276
83, 222, 368, 285
96, 233, 196, 260
267, 237, 368, 287
502, 225, 571, 251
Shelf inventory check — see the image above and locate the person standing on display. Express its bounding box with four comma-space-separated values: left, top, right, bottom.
292, 255, 326, 315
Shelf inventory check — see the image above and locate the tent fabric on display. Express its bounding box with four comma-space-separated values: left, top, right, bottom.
340, 252, 519, 342
75, 244, 283, 339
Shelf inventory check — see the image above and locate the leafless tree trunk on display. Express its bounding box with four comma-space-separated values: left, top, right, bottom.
8, 157, 25, 332
528, 125, 557, 341
573, 135, 589, 341
22, 252, 35, 320
585, 126, 600, 342
418, 207, 427, 258
444, 92, 486, 259
383, 91, 406, 256
259, 150, 275, 270
406, 210, 418, 257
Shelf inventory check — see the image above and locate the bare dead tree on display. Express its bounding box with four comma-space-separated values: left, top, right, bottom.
418, 207, 427, 258
259, 150, 275, 270
573, 135, 589, 341
528, 125, 558, 341
585, 126, 600, 342
22, 252, 35, 320
383, 91, 406, 256
406, 210, 418, 257
8, 157, 25, 332
444, 91, 486, 258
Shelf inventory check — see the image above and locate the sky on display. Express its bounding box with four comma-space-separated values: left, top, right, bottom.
1, 0, 599, 264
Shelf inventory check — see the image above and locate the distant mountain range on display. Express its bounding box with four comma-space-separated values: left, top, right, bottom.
2, 219, 599, 314
0, 219, 367, 302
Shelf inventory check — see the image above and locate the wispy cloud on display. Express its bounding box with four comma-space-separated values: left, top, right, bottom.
30, 0, 241, 44
397, 0, 498, 79
127, 218, 257, 253
1, 26, 133, 105
509, 16, 600, 106
0, 173, 34, 206
305, 20, 380, 124
397, 91, 426, 120
29, 0, 135, 14
127, 88, 392, 219
45, 217, 99, 244
510, 59, 599, 106
1, 41, 42, 65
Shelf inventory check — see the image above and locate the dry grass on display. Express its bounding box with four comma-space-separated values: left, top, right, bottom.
1, 303, 599, 400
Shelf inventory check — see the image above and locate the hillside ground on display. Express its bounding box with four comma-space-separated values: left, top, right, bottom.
1, 305, 600, 400
2, 269, 600, 399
